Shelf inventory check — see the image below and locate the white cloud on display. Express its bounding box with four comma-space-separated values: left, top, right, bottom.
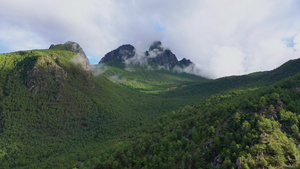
208, 46, 246, 78
173, 64, 202, 77
0, 0, 300, 78
294, 34, 300, 51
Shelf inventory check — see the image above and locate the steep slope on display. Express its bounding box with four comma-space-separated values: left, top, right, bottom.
0, 45, 203, 168
165, 57, 300, 102
82, 72, 300, 169
1, 42, 300, 168
99, 41, 183, 68
99, 44, 135, 64
146, 41, 179, 68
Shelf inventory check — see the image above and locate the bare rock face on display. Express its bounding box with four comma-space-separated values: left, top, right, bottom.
99, 44, 135, 64
50, 41, 90, 71
178, 58, 193, 67
98, 40, 196, 70
236, 157, 242, 169
146, 41, 178, 68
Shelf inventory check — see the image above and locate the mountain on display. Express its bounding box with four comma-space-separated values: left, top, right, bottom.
94, 62, 206, 93
146, 41, 178, 67
165, 57, 300, 101
0, 41, 300, 168
178, 58, 193, 67
97, 41, 204, 93
0, 44, 199, 168
99, 41, 195, 69
99, 44, 135, 64
49, 41, 90, 71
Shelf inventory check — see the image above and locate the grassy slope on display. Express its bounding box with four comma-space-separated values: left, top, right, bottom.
97, 61, 207, 93
163, 58, 300, 102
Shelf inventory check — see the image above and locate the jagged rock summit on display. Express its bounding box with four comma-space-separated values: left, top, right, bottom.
99, 44, 135, 64
49, 41, 90, 71
146, 41, 178, 68
99, 41, 194, 69
178, 58, 193, 67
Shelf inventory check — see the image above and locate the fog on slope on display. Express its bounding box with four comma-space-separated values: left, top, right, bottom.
93, 42, 204, 78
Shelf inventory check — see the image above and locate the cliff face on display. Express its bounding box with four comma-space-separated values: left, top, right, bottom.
99, 44, 135, 64
178, 58, 193, 67
99, 41, 187, 69
146, 41, 178, 68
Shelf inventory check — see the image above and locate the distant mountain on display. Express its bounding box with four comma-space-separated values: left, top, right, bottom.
99, 44, 135, 64
99, 41, 195, 69
178, 58, 193, 67
146, 41, 178, 67
94, 41, 205, 93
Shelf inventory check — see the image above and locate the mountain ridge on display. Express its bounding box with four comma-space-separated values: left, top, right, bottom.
99, 41, 194, 69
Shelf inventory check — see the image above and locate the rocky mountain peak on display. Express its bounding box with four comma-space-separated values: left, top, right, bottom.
149, 41, 163, 51
99, 41, 194, 69
179, 58, 193, 67
99, 44, 135, 64
49, 41, 90, 71
147, 41, 178, 68
63, 41, 85, 55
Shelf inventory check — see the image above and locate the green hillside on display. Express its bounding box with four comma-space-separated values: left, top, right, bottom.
96, 60, 206, 93
0, 45, 299, 168
164, 58, 300, 102
0, 49, 204, 168
83, 72, 300, 169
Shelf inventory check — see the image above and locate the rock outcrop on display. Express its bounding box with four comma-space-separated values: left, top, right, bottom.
50, 41, 90, 71
178, 58, 193, 67
98, 41, 197, 70
146, 41, 178, 68
99, 44, 135, 64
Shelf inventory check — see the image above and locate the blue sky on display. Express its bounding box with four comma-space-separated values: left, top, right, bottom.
0, 0, 300, 78
282, 37, 296, 48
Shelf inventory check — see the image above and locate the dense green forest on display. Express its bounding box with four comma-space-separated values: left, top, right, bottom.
85, 74, 300, 169
0, 45, 300, 168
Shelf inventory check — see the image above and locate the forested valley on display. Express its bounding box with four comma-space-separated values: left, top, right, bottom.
0, 43, 300, 168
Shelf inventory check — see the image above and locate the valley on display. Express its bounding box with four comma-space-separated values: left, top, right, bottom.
0, 42, 299, 168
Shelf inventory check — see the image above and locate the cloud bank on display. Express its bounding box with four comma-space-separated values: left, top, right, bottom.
1, 0, 300, 78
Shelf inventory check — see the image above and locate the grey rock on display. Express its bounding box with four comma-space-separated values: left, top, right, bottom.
99, 44, 135, 64
146, 41, 178, 68
236, 157, 242, 169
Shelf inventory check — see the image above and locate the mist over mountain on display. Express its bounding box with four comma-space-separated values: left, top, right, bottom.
99, 41, 201, 76
99, 44, 136, 64
146, 41, 178, 68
